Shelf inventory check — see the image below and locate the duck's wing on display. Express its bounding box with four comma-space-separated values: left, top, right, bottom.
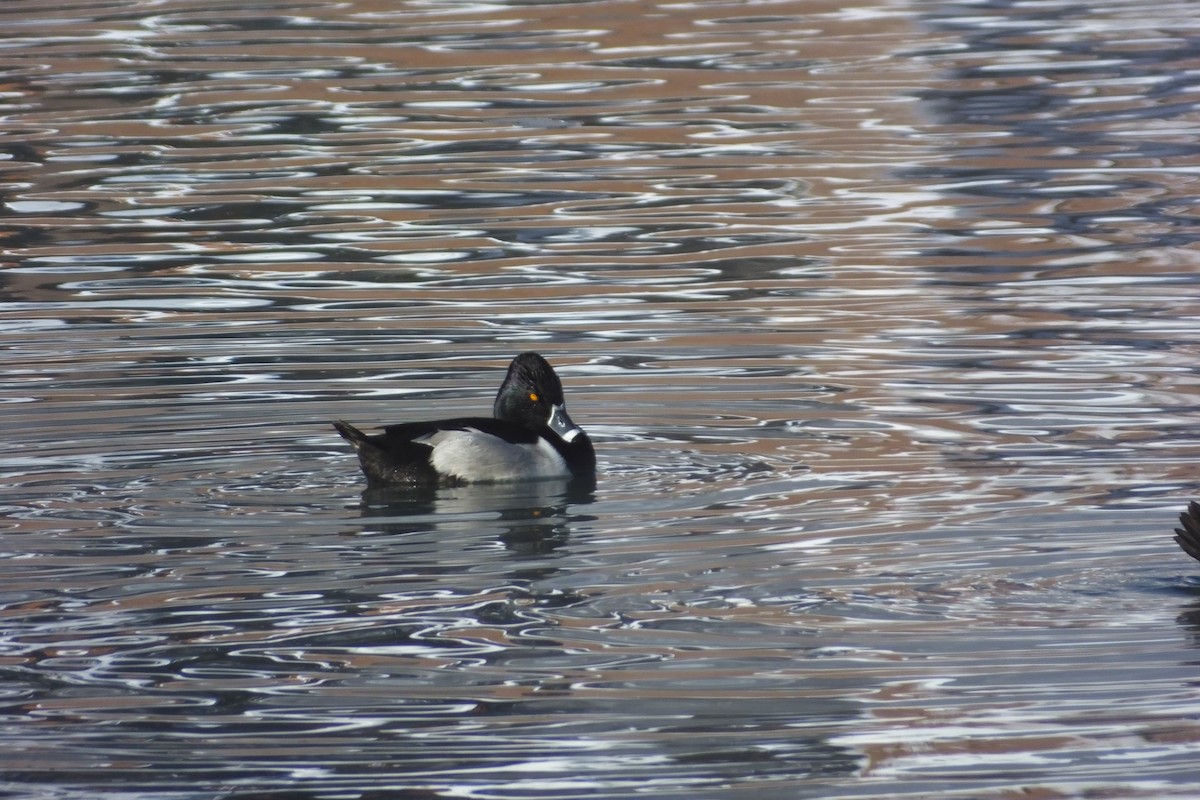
381, 417, 540, 445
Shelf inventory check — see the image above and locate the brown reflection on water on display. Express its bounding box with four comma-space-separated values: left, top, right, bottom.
3, 0, 949, 252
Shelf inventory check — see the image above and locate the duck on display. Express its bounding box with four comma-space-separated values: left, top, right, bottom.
333, 352, 595, 488
1175, 502, 1200, 563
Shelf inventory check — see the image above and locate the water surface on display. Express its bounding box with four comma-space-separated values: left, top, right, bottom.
3, 0, 1200, 797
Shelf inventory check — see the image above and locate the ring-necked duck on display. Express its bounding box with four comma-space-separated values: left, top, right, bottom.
333, 352, 595, 488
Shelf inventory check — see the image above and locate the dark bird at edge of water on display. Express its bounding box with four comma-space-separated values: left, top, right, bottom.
1175, 501, 1200, 563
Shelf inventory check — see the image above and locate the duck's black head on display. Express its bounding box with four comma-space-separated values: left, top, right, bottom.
495, 352, 595, 475
494, 352, 575, 435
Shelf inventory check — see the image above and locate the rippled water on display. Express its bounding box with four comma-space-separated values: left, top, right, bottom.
4, 0, 1200, 797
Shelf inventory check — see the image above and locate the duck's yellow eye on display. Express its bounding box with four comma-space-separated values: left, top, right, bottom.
529, 392, 539, 402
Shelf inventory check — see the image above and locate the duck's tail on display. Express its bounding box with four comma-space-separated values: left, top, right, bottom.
332, 420, 371, 449
1174, 501, 1200, 563
333, 420, 424, 486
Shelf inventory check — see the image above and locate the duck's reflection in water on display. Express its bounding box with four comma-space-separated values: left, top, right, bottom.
353, 476, 596, 556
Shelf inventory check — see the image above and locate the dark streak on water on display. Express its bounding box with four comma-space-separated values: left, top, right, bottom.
3, 0, 1200, 798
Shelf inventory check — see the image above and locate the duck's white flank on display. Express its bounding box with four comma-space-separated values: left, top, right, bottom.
418, 428, 570, 483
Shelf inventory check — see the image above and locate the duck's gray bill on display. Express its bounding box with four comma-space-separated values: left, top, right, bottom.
547, 404, 583, 443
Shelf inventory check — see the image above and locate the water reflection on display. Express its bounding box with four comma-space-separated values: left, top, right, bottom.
355, 478, 595, 555
916, 0, 1200, 272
